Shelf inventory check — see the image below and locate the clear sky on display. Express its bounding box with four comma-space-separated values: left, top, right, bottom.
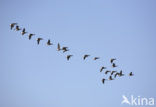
0, 0, 156, 107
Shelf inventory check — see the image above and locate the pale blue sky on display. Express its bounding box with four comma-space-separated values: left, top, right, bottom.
0, 0, 156, 107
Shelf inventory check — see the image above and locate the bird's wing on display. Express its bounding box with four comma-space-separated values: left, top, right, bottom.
83, 56, 86, 60
58, 43, 60, 50
37, 39, 40, 44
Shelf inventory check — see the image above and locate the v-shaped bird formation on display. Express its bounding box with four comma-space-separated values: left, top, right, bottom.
10, 23, 134, 85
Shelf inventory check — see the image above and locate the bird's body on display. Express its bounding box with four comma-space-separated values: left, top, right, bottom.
94, 57, 100, 60
10, 23, 17, 30
47, 39, 53, 45
21, 28, 27, 35
67, 55, 73, 60
37, 38, 43, 45
129, 72, 134, 76
28, 34, 35, 40
100, 66, 106, 72
83, 55, 90, 60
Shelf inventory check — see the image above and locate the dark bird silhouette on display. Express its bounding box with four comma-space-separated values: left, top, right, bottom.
47, 39, 53, 45
114, 73, 120, 78
57, 43, 61, 51
100, 66, 106, 72
94, 57, 100, 60
110, 58, 116, 63
112, 63, 117, 68
10, 23, 17, 30
105, 70, 111, 74
21, 28, 27, 35
119, 70, 124, 76
37, 38, 43, 45
15, 25, 21, 31
62, 47, 69, 53
111, 71, 117, 75
83, 55, 90, 60
109, 76, 114, 80
129, 72, 134, 76
67, 55, 73, 60
28, 34, 35, 40
102, 78, 106, 84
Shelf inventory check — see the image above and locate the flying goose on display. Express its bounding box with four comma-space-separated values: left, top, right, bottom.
83, 55, 90, 60
102, 78, 106, 84
67, 55, 73, 60
28, 34, 35, 40
62, 47, 69, 53
94, 57, 100, 60
10, 23, 17, 30
105, 70, 111, 74
111, 71, 117, 75
119, 70, 124, 76
57, 43, 61, 51
15, 25, 21, 31
110, 58, 116, 63
21, 28, 27, 35
37, 38, 43, 45
114, 73, 120, 78
100, 66, 106, 72
47, 39, 53, 45
129, 72, 134, 76
109, 76, 114, 80
112, 63, 117, 68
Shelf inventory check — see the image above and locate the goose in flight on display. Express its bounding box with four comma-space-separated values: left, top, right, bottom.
10, 23, 17, 30
37, 38, 43, 45
114, 73, 120, 78
129, 72, 134, 76
100, 66, 106, 72
28, 34, 35, 40
47, 39, 53, 45
57, 43, 61, 51
94, 57, 100, 60
83, 55, 90, 60
105, 70, 111, 74
15, 25, 21, 31
111, 71, 117, 75
62, 47, 69, 53
119, 70, 124, 76
67, 55, 73, 60
109, 76, 114, 80
112, 63, 117, 68
102, 78, 106, 84
21, 28, 27, 35
110, 58, 116, 63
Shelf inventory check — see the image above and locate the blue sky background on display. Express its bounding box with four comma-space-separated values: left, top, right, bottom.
0, 0, 156, 107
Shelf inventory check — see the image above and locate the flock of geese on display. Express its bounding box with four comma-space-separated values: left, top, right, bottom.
10, 23, 134, 84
